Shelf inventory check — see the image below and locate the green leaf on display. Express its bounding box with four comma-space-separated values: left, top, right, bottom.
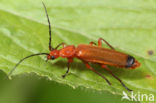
0, 0, 156, 98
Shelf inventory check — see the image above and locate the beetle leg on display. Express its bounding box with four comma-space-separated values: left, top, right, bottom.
89, 41, 96, 46
55, 42, 66, 49
62, 58, 72, 78
62, 62, 70, 78
98, 38, 115, 50
101, 64, 132, 91
84, 62, 111, 85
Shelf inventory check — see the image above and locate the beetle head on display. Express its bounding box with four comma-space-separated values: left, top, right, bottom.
47, 50, 60, 60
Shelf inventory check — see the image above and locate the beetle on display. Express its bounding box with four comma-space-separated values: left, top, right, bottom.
9, 2, 140, 91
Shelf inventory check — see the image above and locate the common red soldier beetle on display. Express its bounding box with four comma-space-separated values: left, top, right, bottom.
9, 2, 141, 91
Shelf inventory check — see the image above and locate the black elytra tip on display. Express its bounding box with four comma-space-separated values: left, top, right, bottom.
126, 55, 135, 68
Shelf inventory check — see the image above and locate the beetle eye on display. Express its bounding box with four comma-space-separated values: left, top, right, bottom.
51, 56, 55, 60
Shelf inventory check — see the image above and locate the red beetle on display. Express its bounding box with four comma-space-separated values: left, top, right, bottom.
9, 2, 140, 91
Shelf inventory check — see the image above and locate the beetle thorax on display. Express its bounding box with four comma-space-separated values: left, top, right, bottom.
59, 45, 76, 58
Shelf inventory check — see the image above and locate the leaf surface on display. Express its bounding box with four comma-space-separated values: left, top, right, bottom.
0, 0, 156, 98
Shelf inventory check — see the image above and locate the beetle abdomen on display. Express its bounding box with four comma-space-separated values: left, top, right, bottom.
76, 44, 131, 68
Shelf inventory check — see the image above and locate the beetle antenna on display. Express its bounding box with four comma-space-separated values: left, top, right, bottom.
42, 2, 54, 50
8, 53, 49, 77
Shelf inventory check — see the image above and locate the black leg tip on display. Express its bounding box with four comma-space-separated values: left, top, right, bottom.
62, 75, 66, 78
106, 80, 112, 85
128, 89, 133, 92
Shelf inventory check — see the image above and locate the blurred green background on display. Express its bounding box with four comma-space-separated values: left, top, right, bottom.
0, 71, 134, 103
